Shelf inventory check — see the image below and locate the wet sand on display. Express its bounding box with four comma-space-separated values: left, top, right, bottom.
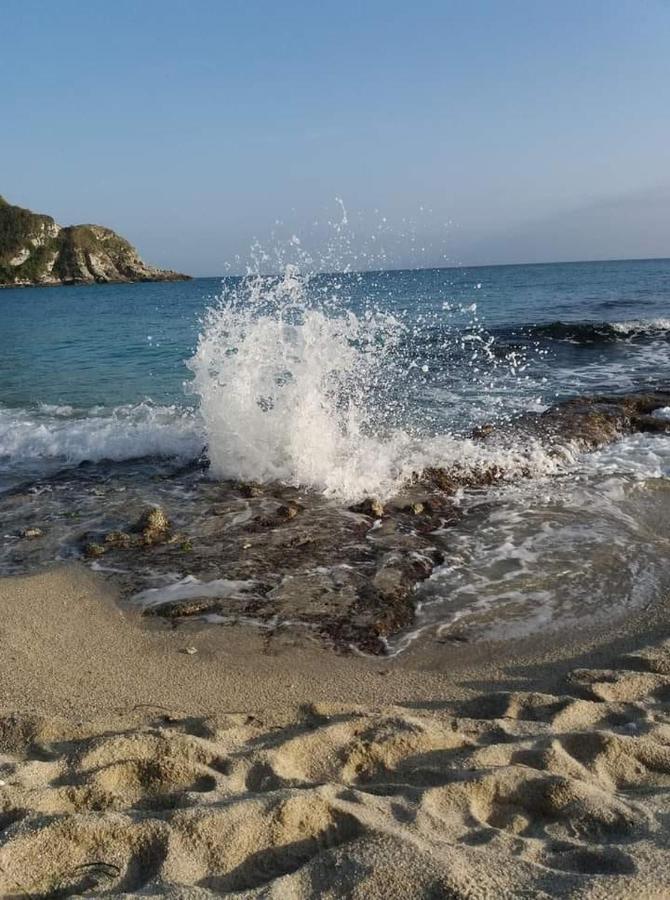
1, 565, 670, 897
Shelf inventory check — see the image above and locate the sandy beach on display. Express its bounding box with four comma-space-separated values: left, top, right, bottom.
0, 565, 669, 898
4, 1, 670, 896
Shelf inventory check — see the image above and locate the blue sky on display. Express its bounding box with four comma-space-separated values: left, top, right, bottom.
2, 0, 669, 274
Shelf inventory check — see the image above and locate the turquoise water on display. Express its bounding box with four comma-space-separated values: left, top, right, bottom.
1, 258, 669, 413
2, 258, 670, 644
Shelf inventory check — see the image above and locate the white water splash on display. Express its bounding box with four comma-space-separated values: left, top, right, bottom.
612, 317, 670, 336
189, 264, 566, 500
188, 265, 416, 498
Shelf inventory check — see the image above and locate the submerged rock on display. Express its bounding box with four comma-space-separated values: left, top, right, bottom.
350, 498, 385, 518
135, 506, 171, 545
277, 502, 301, 520
104, 531, 134, 549
238, 482, 264, 498
145, 598, 220, 619
84, 542, 106, 559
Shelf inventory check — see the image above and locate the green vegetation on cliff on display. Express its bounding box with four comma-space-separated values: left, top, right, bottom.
0, 195, 189, 286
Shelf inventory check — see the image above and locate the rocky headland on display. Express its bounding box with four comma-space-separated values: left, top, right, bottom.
0, 195, 189, 286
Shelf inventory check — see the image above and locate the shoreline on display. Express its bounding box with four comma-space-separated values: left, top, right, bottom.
1, 563, 667, 719
2, 564, 670, 896
0, 273, 192, 290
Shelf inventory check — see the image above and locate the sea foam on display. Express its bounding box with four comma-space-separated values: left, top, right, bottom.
0, 402, 203, 464
188, 266, 564, 500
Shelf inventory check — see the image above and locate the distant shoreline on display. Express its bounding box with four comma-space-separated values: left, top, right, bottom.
0, 273, 191, 290
1, 257, 668, 285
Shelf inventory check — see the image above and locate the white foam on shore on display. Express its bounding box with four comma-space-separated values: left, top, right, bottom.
395, 430, 670, 649
0, 403, 204, 464
131, 575, 257, 609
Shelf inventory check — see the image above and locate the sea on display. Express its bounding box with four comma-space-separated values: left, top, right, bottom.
1, 258, 670, 649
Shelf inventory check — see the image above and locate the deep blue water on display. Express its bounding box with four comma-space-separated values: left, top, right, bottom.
1, 258, 669, 412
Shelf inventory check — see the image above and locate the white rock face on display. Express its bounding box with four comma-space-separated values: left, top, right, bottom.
8, 248, 31, 266
29, 221, 61, 249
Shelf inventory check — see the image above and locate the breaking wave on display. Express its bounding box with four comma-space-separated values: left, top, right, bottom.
188, 266, 562, 500
523, 318, 670, 344
0, 402, 203, 465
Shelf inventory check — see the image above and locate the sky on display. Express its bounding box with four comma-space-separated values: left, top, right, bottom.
2, 0, 670, 275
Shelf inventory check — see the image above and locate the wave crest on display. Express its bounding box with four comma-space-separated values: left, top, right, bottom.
0, 403, 203, 464
524, 318, 670, 344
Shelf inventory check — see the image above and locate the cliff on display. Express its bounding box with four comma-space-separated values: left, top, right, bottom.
0, 195, 190, 286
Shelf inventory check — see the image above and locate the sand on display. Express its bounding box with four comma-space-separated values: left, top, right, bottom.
1, 566, 670, 897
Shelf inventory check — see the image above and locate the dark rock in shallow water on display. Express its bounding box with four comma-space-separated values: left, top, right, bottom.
135, 506, 171, 545
83, 481, 454, 654
24, 389, 670, 655
84, 542, 106, 559
350, 498, 385, 518
104, 531, 134, 549
145, 598, 222, 619
277, 502, 301, 520
494, 391, 670, 452
238, 482, 264, 498
80, 505, 178, 559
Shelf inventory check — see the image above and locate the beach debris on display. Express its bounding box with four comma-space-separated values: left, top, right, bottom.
19, 527, 43, 540
182, 646, 198, 655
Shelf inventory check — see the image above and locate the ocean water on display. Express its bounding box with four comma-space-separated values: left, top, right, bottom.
1, 258, 670, 647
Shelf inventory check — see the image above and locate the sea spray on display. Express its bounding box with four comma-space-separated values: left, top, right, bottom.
188, 265, 419, 498
189, 263, 552, 500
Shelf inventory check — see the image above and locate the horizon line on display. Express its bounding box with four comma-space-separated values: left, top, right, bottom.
190, 254, 670, 279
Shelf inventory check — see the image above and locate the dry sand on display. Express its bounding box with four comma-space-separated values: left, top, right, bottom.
1, 565, 670, 897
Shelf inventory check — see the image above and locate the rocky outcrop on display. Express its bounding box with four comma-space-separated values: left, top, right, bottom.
0, 195, 189, 286
4, 391, 670, 654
